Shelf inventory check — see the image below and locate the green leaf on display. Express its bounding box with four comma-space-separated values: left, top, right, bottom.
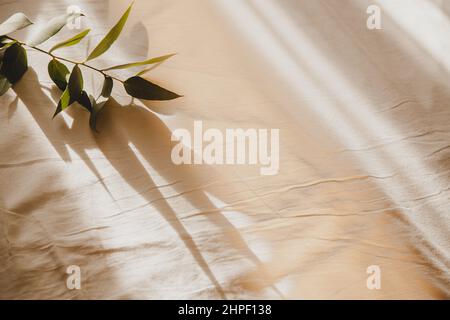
0, 39, 17, 58
0, 75, 11, 96
48, 59, 70, 90
53, 64, 83, 117
124, 76, 181, 100
28, 12, 84, 46
100, 76, 113, 98
49, 29, 90, 53
103, 53, 176, 71
61, 87, 71, 107
86, 2, 133, 61
89, 96, 108, 132
89, 76, 113, 132
0, 43, 28, 84
0, 13, 33, 36
77, 90, 92, 112
68, 64, 83, 101
0, 39, 16, 48
53, 86, 70, 117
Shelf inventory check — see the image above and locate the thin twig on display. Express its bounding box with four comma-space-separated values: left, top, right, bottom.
5, 35, 124, 83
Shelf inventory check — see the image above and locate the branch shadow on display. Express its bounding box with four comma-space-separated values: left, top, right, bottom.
92, 97, 284, 298
11, 67, 282, 299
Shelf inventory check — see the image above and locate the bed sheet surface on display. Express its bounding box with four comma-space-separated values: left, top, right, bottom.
0, 0, 449, 299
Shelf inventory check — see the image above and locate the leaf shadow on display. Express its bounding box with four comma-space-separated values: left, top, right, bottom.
91, 98, 284, 298
11, 67, 281, 299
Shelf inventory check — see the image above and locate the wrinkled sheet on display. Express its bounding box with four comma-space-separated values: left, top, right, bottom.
0, 0, 449, 299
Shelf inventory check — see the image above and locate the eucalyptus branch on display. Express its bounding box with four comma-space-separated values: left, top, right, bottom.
5, 35, 124, 83
0, 3, 181, 132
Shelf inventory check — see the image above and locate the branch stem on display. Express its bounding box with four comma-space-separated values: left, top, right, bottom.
5, 36, 124, 83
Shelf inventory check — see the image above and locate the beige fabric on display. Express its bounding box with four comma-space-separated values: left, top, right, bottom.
0, 0, 449, 299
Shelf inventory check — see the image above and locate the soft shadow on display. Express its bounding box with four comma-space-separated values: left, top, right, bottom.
12, 68, 281, 299
93, 97, 283, 298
